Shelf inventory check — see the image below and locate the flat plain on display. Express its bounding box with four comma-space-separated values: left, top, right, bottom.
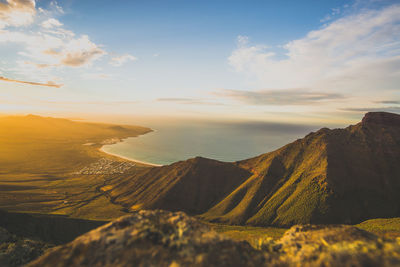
0, 115, 151, 220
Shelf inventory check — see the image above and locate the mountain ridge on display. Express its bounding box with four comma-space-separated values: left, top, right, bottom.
106, 156, 252, 215
106, 112, 400, 227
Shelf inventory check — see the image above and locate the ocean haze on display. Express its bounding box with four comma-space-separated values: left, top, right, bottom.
102, 120, 327, 165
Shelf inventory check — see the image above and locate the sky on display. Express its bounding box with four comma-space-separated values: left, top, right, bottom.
0, 0, 400, 124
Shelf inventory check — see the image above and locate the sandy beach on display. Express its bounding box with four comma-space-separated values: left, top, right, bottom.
99, 146, 162, 167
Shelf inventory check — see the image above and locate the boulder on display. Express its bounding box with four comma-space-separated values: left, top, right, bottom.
275, 224, 400, 267
27, 211, 400, 267
27, 210, 269, 267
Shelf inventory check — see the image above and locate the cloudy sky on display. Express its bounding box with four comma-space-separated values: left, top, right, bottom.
0, 0, 399, 124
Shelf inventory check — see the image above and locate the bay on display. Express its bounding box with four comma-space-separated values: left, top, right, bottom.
101, 120, 323, 166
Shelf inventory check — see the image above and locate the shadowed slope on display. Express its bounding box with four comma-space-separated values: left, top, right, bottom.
201, 127, 330, 226
201, 112, 400, 226
323, 112, 400, 223
106, 157, 252, 215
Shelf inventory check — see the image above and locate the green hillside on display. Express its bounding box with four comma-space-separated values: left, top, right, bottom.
356, 218, 400, 238
106, 157, 251, 214
202, 112, 400, 226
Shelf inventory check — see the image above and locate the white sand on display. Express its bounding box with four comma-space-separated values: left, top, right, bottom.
99, 146, 162, 167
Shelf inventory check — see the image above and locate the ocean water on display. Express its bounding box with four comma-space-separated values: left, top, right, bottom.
102, 120, 322, 166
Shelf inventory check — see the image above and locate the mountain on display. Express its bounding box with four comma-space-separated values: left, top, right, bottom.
107, 112, 400, 226
106, 157, 252, 214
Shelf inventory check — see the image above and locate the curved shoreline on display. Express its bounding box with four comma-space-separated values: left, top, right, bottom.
99, 145, 163, 167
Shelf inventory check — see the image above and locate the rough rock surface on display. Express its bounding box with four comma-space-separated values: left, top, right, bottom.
27, 210, 400, 267
0, 227, 52, 267
275, 224, 400, 267
27, 210, 269, 267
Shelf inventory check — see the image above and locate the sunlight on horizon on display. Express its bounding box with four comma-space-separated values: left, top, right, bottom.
1, 0, 399, 123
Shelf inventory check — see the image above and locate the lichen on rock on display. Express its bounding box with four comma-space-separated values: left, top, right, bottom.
27, 210, 269, 267
27, 210, 400, 267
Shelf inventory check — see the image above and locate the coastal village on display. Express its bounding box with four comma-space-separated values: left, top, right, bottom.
74, 158, 136, 175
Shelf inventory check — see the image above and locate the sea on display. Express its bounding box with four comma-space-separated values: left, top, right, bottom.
101, 119, 326, 166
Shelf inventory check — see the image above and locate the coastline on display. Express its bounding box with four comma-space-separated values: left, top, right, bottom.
99, 141, 163, 167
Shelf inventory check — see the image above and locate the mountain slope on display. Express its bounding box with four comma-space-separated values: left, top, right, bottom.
106, 157, 252, 215
107, 112, 400, 227
321, 112, 400, 223
202, 126, 331, 226
202, 112, 400, 226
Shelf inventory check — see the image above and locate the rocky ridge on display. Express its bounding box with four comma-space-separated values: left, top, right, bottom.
27, 210, 400, 267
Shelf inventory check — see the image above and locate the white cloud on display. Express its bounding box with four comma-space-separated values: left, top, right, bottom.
41, 18, 62, 28
0, 30, 105, 68
0, 1, 108, 85
0, 0, 36, 29
321, 7, 342, 22
0, 75, 61, 87
59, 35, 106, 67
229, 4, 400, 94
236, 35, 249, 47
110, 54, 137, 67
216, 89, 345, 106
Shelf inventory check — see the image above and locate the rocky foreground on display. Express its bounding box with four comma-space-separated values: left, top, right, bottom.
27, 210, 400, 267
0, 227, 52, 267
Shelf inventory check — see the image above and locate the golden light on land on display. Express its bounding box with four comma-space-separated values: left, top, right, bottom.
0, 114, 151, 220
